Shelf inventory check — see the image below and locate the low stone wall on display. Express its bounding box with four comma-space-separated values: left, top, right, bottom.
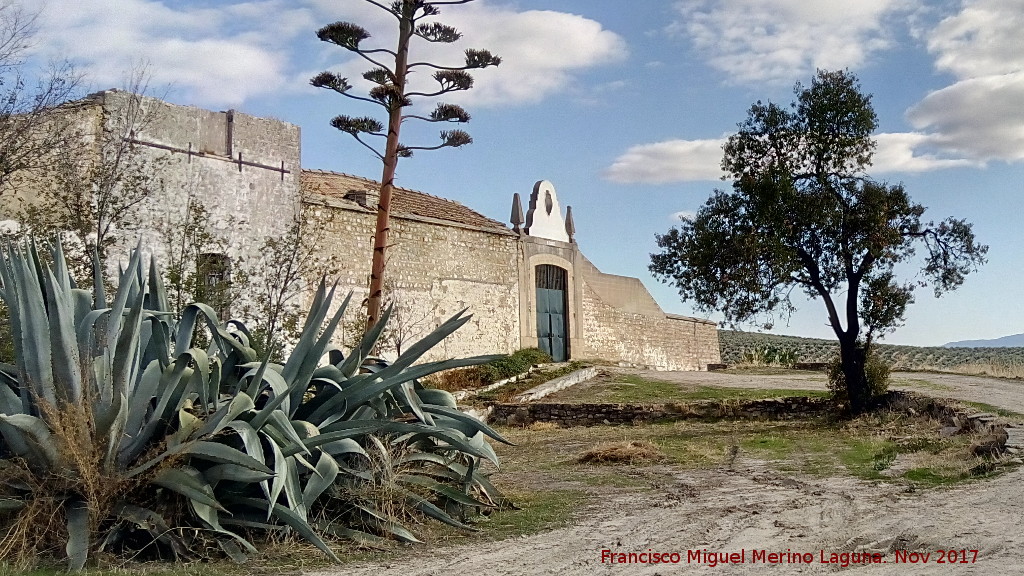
490, 397, 831, 427
487, 391, 1017, 456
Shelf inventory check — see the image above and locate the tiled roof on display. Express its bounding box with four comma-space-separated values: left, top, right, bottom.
302, 169, 510, 233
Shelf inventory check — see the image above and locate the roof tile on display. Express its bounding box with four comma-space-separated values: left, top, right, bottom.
302, 170, 509, 233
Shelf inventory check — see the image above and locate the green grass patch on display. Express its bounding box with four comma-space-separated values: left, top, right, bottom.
474, 361, 586, 403
889, 377, 954, 392
960, 401, 1024, 420
552, 373, 827, 404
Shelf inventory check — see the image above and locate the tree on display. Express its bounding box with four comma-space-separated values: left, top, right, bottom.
238, 194, 343, 357
20, 66, 165, 280
0, 1, 82, 198
311, 0, 500, 330
649, 70, 987, 414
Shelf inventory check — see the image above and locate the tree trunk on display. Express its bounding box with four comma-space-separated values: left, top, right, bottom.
365, 5, 414, 332
838, 337, 870, 414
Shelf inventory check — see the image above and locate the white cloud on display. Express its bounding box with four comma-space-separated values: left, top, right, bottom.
872, 133, 980, 173
32, 0, 313, 107
927, 0, 1024, 78
318, 3, 628, 108
669, 210, 695, 222
669, 0, 912, 84
29, 1, 625, 109
603, 139, 726, 184
909, 1, 1024, 163
604, 131, 979, 185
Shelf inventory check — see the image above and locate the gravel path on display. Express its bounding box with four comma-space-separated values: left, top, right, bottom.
309, 369, 1024, 576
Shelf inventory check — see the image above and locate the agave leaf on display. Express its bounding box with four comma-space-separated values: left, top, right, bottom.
190, 497, 257, 555
281, 280, 333, 383
122, 360, 162, 440
389, 310, 474, 371
66, 499, 90, 571
8, 244, 57, 405
317, 522, 388, 548
43, 267, 83, 405
285, 290, 351, 412
152, 466, 226, 511
422, 405, 511, 444
183, 441, 273, 474
112, 503, 191, 559
218, 539, 249, 563
104, 246, 143, 355
169, 408, 202, 448
100, 392, 129, 470
319, 438, 368, 458
110, 282, 146, 414
0, 382, 23, 415
0, 413, 58, 468
302, 452, 339, 509
310, 355, 494, 425
247, 367, 293, 430
362, 515, 421, 543
145, 255, 170, 315
0, 498, 25, 511
400, 487, 477, 531
284, 450, 307, 521
225, 496, 339, 561
311, 364, 345, 382
0, 421, 31, 458
398, 473, 491, 508
91, 246, 106, 308
204, 463, 274, 485
175, 303, 253, 361
416, 388, 458, 408
193, 391, 255, 440
268, 410, 310, 454
338, 304, 392, 377
242, 349, 276, 401
394, 451, 455, 468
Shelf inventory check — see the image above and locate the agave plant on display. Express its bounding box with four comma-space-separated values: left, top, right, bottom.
0, 239, 509, 569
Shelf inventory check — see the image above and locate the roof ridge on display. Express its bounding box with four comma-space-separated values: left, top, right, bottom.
302, 168, 476, 209
300, 169, 509, 231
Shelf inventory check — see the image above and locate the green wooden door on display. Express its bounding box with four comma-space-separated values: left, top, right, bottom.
535, 265, 568, 362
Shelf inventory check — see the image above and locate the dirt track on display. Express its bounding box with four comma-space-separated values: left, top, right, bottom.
310, 369, 1024, 576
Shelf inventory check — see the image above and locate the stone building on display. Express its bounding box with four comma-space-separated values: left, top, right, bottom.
303, 172, 720, 370
2, 91, 720, 370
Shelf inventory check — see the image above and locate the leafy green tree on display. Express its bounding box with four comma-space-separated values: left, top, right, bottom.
311, 0, 500, 330
650, 70, 987, 414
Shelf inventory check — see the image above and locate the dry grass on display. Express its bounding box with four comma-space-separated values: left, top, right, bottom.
947, 361, 1024, 379
528, 422, 559, 431
577, 441, 667, 465
0, 400, 138, 567
422, 367, 485, 392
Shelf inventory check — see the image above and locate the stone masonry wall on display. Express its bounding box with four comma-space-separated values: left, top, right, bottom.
490, 397, 831, 427
105, 91, 301, 276
306, 197, 521, 361
0, 91, 301, 323
578, 280, 720, 370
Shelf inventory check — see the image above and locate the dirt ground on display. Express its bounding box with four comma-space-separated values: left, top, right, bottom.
310, 368, 1024, 575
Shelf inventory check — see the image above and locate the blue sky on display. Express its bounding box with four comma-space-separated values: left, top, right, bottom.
28, 0, 1024, 346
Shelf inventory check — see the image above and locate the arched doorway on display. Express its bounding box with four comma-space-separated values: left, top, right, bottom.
535, 264, 569, 361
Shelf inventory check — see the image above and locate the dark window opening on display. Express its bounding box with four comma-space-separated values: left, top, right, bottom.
196, 253, 232, 320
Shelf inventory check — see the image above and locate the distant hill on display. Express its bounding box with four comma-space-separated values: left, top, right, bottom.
719, 330, 1024, 370
944, 333, 1024, 348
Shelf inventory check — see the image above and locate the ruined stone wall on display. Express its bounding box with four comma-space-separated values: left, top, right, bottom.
0, 90, 301, 306
490, 397, 831, 427
306, 197, 521, 361
102, 91, 301, 275
578, 280, 721, 370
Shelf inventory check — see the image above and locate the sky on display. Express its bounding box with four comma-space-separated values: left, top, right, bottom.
23, 0, 1024, 346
